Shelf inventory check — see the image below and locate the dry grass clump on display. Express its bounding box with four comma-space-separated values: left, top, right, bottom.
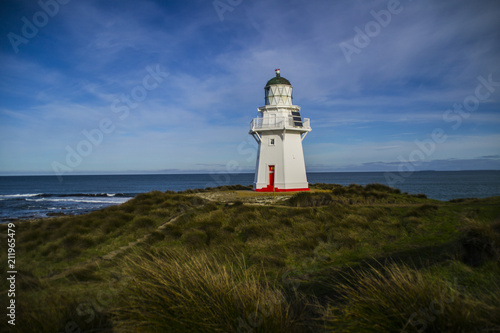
322, 263, 500, 332
113, 249, 298, 333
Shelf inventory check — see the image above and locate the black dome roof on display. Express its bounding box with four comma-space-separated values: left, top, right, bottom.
266, 70, 291, 86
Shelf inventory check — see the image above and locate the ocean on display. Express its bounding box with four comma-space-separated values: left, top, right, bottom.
1, 171, 499, 222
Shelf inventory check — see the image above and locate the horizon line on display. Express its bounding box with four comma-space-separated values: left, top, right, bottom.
1, 169, 500, 177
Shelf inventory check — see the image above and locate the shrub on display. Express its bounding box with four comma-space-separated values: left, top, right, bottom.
113, 249, 297, 332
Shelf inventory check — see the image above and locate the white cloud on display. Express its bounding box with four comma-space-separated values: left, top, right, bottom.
0, 0, 499, 174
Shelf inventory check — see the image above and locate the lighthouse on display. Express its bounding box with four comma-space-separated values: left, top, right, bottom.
250, 69, 312, 192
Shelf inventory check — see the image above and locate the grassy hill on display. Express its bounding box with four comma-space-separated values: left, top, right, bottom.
1, 183, 499, 332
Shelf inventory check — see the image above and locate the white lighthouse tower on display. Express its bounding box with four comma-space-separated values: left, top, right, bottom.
250, 69, 311, 192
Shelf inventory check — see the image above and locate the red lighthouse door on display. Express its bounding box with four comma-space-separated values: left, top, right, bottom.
268, 165, 275, 190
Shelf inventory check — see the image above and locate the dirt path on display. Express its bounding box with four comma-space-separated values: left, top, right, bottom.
44, 213, 183, 281
194, 190, 296, 205
42, 192, 293, 280
101, 213, 183, 260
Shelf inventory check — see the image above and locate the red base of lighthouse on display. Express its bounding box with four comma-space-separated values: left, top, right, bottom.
254, 186, 310, 193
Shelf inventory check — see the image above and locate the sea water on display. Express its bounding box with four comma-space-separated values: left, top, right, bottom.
0, 171, 499, 221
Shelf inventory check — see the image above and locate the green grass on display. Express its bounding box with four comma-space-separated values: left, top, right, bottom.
321, 262, 500, 333
113, 248, 298, 333
1, 184, 499, 332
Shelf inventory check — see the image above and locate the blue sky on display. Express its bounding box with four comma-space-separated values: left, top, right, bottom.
0, 0, 499, 175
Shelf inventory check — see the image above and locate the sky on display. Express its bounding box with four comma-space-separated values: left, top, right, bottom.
0, 0, 499, 176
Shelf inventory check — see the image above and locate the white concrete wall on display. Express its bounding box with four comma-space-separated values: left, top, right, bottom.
254, 130, 308, 190
282, 132, 308, 189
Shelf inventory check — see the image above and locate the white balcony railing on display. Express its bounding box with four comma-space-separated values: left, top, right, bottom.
250, 116, 311, 132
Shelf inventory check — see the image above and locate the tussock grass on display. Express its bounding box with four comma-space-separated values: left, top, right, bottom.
2, 187, 499, 332
61, 233, 95, 249
66, 263, 103, 282
113, 248, 298, 333
131, 216, 156, 229
401, 216, 424, 234
322, 263, 500, 332
11, 277, 114, 333
181, 228, 208, 248
308, 183, 428, 205
287, 192, 335, 207
405, 203, 439, 217
458, 218, 500, 266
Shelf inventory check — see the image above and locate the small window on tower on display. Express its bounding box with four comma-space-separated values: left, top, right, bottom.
270, 138, 275, 146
